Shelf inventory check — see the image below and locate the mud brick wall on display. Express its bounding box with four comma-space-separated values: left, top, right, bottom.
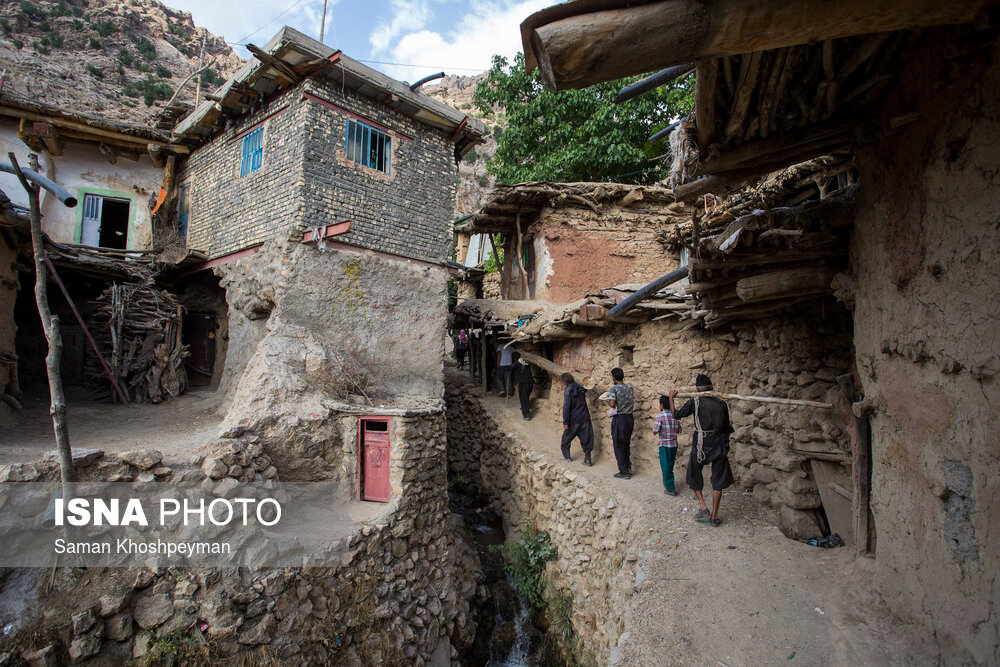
298, 78, 457, 264
506, 202, 689, 302
849, 35, 1000, 665
183, 79, 457, 264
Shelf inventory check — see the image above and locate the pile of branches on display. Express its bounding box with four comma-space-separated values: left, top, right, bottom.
86, 283, 189, 403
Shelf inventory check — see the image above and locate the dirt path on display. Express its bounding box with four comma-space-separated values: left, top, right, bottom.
452, 369, 926, 666
0, 388, 225, 465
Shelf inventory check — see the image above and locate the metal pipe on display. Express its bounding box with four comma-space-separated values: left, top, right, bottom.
607, 267, 689, 318
615, 63, 695, 104
649, 120, 680, 143
409, 72, 445, 91
0, 163, 77, 207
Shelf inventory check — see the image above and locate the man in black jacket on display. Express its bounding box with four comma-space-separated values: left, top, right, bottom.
511, 352, 534, 420
560, 373, 593, 466
669, 374, 735, 527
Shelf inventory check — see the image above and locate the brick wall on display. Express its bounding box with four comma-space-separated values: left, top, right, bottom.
182, 78, 458, 263
299, 78, 457, 263
183, 97, 308, 258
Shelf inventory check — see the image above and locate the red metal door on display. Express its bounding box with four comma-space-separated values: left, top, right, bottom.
360, 419, 391, 502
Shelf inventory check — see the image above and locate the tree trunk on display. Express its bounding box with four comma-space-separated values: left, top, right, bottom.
9, 152, 74, 485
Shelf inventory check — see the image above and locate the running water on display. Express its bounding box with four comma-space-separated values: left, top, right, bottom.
489, 578, 531, 667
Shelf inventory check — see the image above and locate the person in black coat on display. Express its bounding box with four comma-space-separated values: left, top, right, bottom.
511, 352, 534, 420
560, 372, 593, 466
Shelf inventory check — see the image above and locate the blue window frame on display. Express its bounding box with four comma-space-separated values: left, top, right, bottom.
345, 119, 391, 174
239, 126, 264, 177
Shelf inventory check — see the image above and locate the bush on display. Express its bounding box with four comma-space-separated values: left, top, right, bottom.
73, 18, 82, 29
71, 5, 82, 17
136, 61, 149, 72
155, 65, 171, 79
33, 41, 50, 55
88, 37, 101, 49
39, 36, 50, 46
20, 1, 45, 20
48, 1, 69, 17
501, 520, 557, 611
47, 30, 63, 48
122, 76, 173, 106
94, 20, 117, 37
86, 64, 103, 79
0, 19, 10, 33
12, 38, 23, 49
199, 67, 225, 88
38, 19, 50, 31
136, 37, 156, 61
118, 47, 133, 66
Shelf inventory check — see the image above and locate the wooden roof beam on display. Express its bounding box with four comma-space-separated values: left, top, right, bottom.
522, 0, 997, 90
246, 44, 301, 83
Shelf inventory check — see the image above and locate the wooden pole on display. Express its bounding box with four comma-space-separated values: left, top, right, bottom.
487, 233, 504, 299
516, 350, 591, 388
480, 328, 488, 393
9, 152, 74, 486
515, 211, 529, 299
837, 374, 872, 556
319, 0, 329, 43
670, 389, 832, 409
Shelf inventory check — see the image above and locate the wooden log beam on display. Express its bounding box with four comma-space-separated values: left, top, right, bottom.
522, 0, 995, 89
246, 44, 302, 83
736, 266, 840, 303
0, 105, 187, 153
671, 390, 832, 409
695, 59, 718, 147
516, 350, 591, 387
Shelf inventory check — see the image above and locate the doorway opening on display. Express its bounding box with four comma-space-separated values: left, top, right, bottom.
80, 194, 130, 249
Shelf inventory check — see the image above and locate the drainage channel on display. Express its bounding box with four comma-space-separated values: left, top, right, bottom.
448, 476, 551, 667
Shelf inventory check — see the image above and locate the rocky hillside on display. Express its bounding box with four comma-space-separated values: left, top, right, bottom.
0, 0, 242, 126
424, 73, 503, 216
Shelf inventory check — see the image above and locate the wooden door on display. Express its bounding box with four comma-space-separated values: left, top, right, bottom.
81, 194, 102, 246
359, 418, 391, 502
183, 311, 216, 387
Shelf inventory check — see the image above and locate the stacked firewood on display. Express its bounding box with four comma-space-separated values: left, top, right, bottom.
86, 283, 189, 403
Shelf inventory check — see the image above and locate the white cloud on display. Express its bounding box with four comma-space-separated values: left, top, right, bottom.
369, 0, 432, 54
378, 0, 551, 79
166, 0, 337, 53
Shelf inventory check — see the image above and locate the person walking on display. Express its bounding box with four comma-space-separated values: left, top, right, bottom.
560, 372, 593, 466
512, 352, 534, 420
669, 374, 735, 527
496, 341, 515, 397
653, 395, 682, 496
607, 368, 634, 479
454, 329, 469, 369
469, 329, 481, 377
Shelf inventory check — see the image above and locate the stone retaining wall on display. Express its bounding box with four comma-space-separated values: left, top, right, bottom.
2, 412, 481, 666
445, 385, 642, 665
521, 308, 853, 539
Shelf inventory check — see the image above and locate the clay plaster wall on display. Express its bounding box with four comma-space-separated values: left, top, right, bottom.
524, 308, 853, 539
212, 239, 448, 479
0, 125, 161, 248
849, 36, 1000, 665
505, 202, 687, 303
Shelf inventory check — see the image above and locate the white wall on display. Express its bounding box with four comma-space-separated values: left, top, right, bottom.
0, 124, 163, 249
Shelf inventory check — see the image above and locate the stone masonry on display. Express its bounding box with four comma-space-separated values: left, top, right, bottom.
182, 78, 458, 264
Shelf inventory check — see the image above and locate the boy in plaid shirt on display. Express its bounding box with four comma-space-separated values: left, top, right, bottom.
653, 395, 682, 496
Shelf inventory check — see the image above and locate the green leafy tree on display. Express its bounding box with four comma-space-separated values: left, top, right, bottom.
474, 53, 694, 184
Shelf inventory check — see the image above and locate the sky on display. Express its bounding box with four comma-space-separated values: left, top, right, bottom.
164, 0, 552, 82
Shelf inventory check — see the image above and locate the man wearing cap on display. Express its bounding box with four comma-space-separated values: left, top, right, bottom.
669, 374, 735, 526
608, 367, 635, 479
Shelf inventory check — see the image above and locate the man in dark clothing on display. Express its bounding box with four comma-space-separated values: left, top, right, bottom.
607, 367, 635, 479
560, 372, 593, 466
469, 329, 481, 377
483, 332, 497, 393
669, 374, 735, 527
511, 353, 534, 420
